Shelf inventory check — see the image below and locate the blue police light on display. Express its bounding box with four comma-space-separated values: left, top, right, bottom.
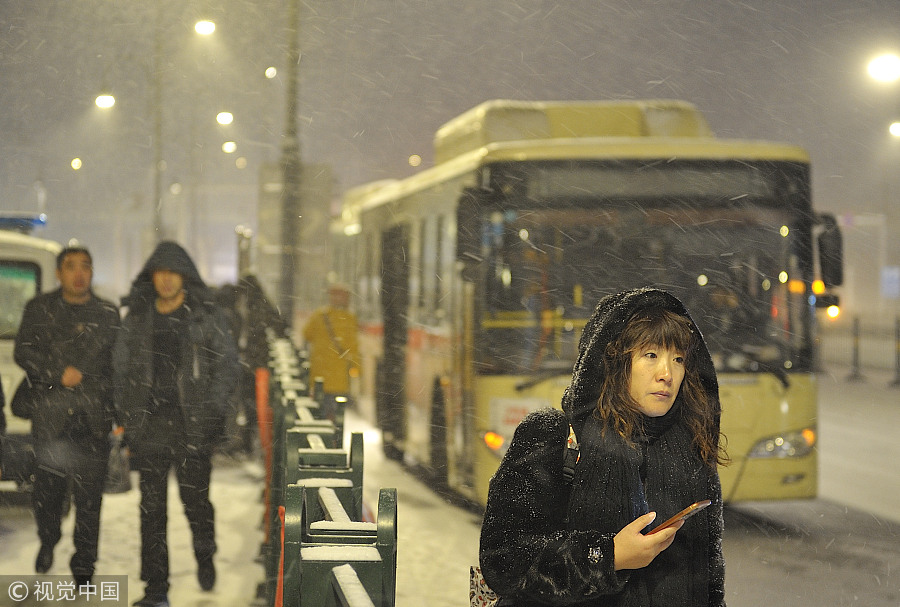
0, 213, 48, 233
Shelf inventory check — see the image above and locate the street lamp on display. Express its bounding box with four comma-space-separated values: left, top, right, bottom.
868, 53, 900, 83
867, 53, 900, 136
195, 20, 216, 36
95, 94, 115, 109
866, 53, 900, 317
92, 15, 218, 242
147, 16, 217, 241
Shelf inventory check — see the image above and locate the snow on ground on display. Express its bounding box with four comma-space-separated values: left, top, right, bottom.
0, 408, 483, 607
1, 456, 267, 607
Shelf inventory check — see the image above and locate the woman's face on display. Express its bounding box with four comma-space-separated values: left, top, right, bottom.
628, 345, 686, 417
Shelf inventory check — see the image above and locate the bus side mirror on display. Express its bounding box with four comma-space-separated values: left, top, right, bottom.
456, 187, 483, 263
816, 213, 843, 288
814, 293, 840, 309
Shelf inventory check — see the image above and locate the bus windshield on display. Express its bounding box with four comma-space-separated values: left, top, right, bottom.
0, 262, 39, 339
476, 163, 814, 378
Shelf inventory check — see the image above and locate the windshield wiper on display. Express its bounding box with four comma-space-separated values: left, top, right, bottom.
515, 362, 571, 392
743, 355, 790, 389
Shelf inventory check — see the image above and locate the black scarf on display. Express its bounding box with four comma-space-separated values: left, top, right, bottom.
566, 400, 712, 606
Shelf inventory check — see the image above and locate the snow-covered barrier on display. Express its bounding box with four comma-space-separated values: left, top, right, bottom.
258, 334, 398, 607
282, 484, 398, 607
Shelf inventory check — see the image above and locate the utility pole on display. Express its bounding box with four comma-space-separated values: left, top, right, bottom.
151, 1, 164, 241
279, 0, 301, 325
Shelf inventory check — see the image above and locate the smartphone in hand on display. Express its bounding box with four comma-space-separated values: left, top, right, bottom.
645, 500, 712, 535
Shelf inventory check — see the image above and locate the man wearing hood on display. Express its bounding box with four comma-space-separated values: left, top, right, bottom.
480, 287, 727, 606
114, 241, 239, 607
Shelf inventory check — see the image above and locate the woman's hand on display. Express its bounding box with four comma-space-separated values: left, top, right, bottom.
613, 512, 682, 570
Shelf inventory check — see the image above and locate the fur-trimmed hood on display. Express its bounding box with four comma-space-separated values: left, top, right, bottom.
560, 287, 721, 441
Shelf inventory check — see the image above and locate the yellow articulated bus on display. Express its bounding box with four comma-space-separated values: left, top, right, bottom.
330, 100, 843, 507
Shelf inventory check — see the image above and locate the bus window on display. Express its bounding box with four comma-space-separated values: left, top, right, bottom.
417, 216, 438, 322
477, 200, 811, 376
434, 214, 446, 320
362, 231, 376, 322
0, 262, 40, 339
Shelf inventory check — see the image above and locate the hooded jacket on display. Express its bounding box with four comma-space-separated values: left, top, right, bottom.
113, 241, 239, 452
480, 288, 726, 607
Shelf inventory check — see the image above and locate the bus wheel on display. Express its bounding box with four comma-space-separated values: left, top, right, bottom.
430, 377, 448, 487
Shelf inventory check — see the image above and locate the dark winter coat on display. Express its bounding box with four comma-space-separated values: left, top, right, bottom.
113, 241, 239, 453
217, 274, 287, 370
13, 289, 121, 443
480, 288, 726, 607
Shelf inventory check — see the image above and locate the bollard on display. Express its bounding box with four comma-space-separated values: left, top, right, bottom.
846, 316, 865, 382
313, 376, 325, 404
891, 316, 900, 388
257, 368, 273, 541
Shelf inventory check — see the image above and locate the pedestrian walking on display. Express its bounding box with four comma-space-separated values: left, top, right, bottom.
13, 246, 120, 588
479, 287, 728, 606
216, 274, 287, 456
302, 283, 359, 430
113, 241, 238, 607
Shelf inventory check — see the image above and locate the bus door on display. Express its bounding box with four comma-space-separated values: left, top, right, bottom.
378, 224, 409, 460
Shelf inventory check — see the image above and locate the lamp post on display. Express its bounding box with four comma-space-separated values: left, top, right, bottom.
867, 53, 900, 137
866, 52, 900, 318
95, 11, 217, 244
279, 0, 302, 325
152, 5, 164, 240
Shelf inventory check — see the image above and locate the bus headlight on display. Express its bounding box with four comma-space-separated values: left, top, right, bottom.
482, 431, 506, 457
748, 427, 816, 458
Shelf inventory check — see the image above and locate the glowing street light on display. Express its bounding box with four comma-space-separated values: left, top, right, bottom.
868, 53, 900, 83
216, 111, 234, 125
95, 94, 115, 109
866, 54, 900, 136
194, 20, 215, 35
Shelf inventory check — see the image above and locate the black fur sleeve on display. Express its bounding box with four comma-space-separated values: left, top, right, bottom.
707, 472, 727, 606
479, 408, 628, 605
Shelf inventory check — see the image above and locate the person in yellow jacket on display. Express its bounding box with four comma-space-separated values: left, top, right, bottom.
302, 283, 359, 432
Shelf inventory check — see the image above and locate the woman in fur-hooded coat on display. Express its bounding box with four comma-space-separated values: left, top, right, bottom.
479, 287, 727, 606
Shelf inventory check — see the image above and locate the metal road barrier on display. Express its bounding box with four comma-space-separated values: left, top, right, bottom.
256, 334, 397, 607
282, 485, 398, 607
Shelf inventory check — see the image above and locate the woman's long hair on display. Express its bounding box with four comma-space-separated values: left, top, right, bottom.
595, 307, 727, 469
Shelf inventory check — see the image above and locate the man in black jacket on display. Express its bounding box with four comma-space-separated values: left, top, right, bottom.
13, 246, 121, 588
114, 241, 238, 607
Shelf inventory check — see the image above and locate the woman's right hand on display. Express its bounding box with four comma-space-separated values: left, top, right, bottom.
613, 512, 682, 570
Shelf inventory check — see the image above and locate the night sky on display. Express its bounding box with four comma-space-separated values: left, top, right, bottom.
1, 0, 898, 307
